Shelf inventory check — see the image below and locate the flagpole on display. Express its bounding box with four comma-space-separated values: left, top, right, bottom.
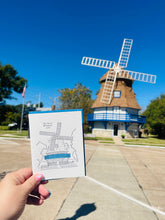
20, 97, 25, 132
20, 83, 26, 132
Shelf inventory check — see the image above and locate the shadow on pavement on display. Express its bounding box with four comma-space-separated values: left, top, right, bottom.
58, 202, 96, 220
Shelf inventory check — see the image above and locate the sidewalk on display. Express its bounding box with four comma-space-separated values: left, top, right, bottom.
56, 144, 159, 220
1, 138, 164, 220
113, 136, 125, 146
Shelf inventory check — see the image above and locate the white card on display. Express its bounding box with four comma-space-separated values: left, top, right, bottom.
29, 109, 86, 180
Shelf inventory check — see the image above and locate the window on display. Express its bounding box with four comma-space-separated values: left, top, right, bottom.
113, 91, 121, 98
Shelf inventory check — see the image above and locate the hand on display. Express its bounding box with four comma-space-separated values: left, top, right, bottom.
0, 168, 50, 220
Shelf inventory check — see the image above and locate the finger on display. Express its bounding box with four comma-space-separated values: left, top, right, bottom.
15, 167, 32, 179
29, 192, 50, 201
27, 195, 44, 205
8, 168, 33, 185
30, 186, 40, 198
31, 184, 50, 199
23, 173, 44, 196
38, 184, 50, 198
41, 180, 48, 184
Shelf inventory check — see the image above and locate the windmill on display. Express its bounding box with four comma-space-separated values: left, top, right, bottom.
81, 39, 156, 104
81, 39, 157, 138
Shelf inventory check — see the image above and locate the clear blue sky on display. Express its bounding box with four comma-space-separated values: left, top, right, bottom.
1, 0, 165, 111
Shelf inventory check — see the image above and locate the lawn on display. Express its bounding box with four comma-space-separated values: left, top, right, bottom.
84, 136, 113, 141
84, 136, 115, 144
0, 126, 28, 138
122, 137, 165, 147
99, 141, 115, 144
0, 128, 164, 147
85, 135, 165, 147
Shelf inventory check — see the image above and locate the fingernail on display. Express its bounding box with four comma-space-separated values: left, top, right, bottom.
35, 173, 43, 181
48, 190, 51, 197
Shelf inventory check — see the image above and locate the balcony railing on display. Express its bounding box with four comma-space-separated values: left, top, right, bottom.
87, 113, 146, 124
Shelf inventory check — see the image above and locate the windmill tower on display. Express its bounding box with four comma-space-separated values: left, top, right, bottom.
81, 39, 156, 138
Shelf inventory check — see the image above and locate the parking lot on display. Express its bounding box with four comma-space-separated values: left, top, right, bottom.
0, 138, 165, 220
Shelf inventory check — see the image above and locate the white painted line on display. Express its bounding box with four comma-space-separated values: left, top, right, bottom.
85, 176, 165, 216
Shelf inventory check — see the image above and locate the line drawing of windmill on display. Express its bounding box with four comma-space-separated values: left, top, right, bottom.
81, 38, 157, 105
36, 122, 78, 169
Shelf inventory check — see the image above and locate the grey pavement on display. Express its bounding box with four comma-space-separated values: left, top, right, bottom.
0, 138, 165, 219
113, 136, 125, 145
56, 143, 165, 220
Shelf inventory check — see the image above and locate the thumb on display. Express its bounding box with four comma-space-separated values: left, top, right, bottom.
23, 173, 44, 196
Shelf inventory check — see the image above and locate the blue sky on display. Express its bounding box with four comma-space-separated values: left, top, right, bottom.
1, 0, 165, 111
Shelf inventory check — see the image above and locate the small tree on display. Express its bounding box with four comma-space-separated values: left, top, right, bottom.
143, 94, 165, 139
58, 83, 94, 133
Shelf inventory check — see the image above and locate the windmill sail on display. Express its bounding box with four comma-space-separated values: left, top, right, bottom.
118, 39, 133, 68
122, 70, 156, 83
101, 70, 118, 104
81, 57, 115, 69
81, 38, 156, 105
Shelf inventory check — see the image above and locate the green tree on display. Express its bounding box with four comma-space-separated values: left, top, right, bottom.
36, 102, 44, 108
0, 104, 16, 124
143, 94, 165, 138
58, 82, 94, 132
2, 112, 14, 125
0, 105, 21, 125
0, 63, 27, 104
0, 101, 44, 128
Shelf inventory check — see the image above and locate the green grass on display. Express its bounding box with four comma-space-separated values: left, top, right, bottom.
96, 137, 113, 141
84, 137, 97, 140
0, 126, 9, 130
84, 136, 114, 141
0, 135, 23, 138
123, 137, 165, 147
99, 141, 115, 144
0, 129, 28, 138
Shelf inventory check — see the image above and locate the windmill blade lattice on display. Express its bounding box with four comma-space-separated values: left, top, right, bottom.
81, 57, 115, 69
101, 70, 117, 104
118, 39, 133, 68
125, 70, 156, 83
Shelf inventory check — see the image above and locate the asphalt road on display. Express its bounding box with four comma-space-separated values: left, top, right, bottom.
0, 138, 165, 220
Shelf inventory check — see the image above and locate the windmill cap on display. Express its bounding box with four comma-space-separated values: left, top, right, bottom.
99, 66, 134, 83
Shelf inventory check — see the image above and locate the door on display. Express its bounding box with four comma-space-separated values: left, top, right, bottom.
114, 124, 118, 136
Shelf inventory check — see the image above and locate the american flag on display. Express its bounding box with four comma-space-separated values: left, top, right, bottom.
22, 83, 26, 98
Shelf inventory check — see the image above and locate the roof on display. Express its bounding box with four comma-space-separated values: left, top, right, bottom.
99, 69, 134, 83
92, 70, 141, 110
